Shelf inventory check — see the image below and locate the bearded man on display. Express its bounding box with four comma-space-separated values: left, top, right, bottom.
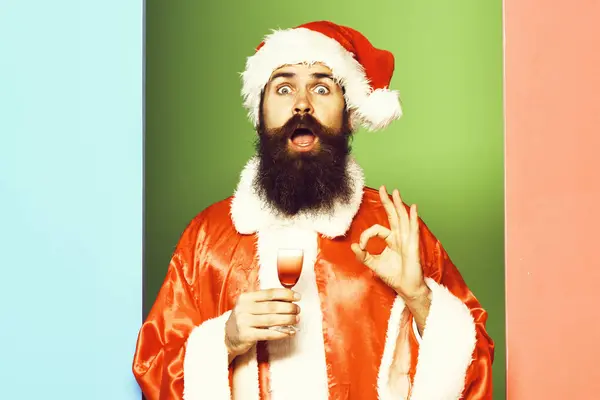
132, 20, 494, 400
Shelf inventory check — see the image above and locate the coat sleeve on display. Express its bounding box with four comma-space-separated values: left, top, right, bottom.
408, 220, 495, 400
131, 218, 233, 400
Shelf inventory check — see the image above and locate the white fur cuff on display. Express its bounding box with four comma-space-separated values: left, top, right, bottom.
183, 310, 232, 400
410, 278, 478, 400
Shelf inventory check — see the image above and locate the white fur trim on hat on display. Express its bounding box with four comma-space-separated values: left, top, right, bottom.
241, 27, 402, 131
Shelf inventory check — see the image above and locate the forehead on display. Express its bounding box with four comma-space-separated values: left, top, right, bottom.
268, 62, 335, 81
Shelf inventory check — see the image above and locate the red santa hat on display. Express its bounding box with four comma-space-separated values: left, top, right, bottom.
241, 20, 403, 131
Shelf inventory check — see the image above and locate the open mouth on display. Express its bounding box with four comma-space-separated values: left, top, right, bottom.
289, 128, 317, 151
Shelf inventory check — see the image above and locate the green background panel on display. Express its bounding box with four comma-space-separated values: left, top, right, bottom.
144, 0, 505, 397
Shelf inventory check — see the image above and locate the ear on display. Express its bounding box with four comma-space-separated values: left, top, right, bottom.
347, 107, 360, 133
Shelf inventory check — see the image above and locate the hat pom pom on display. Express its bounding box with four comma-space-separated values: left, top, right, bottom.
354, 88, 403, 131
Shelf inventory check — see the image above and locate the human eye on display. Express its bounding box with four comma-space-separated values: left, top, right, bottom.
313, 85, 330, 95
277, 85, 293, 95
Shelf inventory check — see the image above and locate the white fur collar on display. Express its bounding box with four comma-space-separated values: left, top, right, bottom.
230, 156, 365, 238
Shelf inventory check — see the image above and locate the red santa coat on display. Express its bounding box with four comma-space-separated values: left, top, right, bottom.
132, 158, 494, 399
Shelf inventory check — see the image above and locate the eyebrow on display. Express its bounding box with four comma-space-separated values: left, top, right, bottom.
269, 72, 335, 82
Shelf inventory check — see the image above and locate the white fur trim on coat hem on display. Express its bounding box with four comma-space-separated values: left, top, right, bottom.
377, 295, 408, 400
183, 311, 232, 400
409, 278, 478, 400
412, 317, 423, 345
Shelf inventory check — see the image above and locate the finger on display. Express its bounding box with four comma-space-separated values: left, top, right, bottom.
267, 326, 298, 335
351, 243, 378, 269
249, 301, 300, 315
250, 327, 296, 341
408, 204, 420, 253
250, 313, 299, 328
379, 186, 400, 233
392, 189, 410, 239
242, 288, 301, 303
410, 204, 419, 237
358, 224, 393, 249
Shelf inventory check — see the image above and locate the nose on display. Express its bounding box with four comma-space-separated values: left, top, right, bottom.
293, 92, 313, 116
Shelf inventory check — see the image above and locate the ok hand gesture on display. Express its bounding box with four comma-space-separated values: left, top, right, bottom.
351, 186, 427, 300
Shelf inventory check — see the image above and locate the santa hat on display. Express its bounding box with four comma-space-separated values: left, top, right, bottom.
241, 21, 403, 132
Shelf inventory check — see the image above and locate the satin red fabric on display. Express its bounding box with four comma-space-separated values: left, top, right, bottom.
132, 188, 494, 399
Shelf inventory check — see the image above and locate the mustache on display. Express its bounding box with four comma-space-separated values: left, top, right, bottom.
276, 114, 330, 138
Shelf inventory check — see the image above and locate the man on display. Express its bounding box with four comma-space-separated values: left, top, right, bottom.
132, 20, 494, 400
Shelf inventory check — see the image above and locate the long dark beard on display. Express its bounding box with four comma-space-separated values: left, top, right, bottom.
254, 110, 354, 217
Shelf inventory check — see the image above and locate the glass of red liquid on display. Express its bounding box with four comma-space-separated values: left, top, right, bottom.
275, 248, 303, 332
277, 248, 304, 289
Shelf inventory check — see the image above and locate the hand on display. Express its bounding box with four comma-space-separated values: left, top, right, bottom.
351, 186, 428, 301
225, 288, 301, 360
